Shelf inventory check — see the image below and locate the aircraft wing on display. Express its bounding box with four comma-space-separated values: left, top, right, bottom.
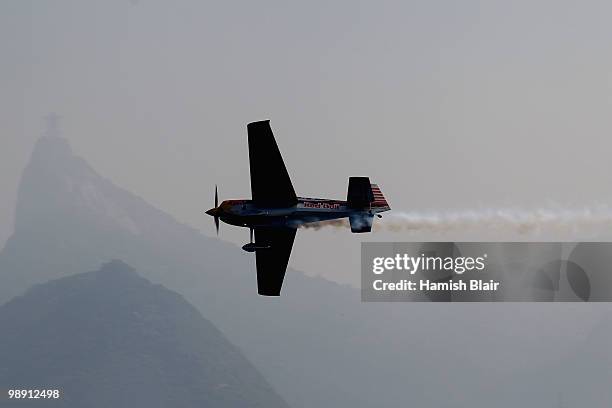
255, 226, 297, 296
247, 120, 298, 208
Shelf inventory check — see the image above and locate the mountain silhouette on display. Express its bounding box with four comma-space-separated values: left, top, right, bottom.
1, 134, 611, 407
0, 259, 289, 408
1, 134, 399, 408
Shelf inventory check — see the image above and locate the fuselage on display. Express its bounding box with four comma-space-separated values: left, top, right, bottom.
208, 197, 389, 229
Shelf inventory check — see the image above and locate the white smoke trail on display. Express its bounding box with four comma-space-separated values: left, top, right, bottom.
300, 206, 612, 234
382, 207, 612, 234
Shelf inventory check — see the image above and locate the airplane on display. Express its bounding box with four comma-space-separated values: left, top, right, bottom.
205, 120, 390, 296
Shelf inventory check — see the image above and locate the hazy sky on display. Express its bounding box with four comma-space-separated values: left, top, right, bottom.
3, 0, 612, 285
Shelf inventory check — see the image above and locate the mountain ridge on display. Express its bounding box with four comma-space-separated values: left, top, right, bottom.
2, 134, 611, 408
0, 259, 289, 408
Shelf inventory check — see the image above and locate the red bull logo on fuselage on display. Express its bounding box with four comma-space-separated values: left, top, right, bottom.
302, 201, 342, 210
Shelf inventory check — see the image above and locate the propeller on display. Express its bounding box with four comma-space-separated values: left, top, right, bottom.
214, 185, 219, 235
205, 185, 220, 235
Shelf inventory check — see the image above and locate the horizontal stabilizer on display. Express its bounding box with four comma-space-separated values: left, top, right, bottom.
349, 214, 374, 233
347, 177, 373, 208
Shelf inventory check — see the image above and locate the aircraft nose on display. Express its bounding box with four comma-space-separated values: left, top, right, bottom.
205, 208, 217, 216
